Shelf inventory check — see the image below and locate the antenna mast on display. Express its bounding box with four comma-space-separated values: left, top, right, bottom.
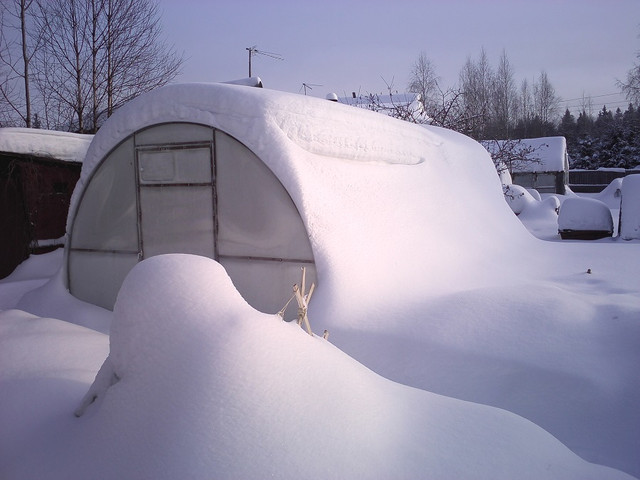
246, 45, 283, 77
301, 83, 322, 95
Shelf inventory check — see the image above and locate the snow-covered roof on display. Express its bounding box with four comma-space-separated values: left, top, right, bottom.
485, 136, 568, 173
0, 127, 93, 163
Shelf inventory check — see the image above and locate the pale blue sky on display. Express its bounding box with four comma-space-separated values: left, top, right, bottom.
158, 0, 639, 114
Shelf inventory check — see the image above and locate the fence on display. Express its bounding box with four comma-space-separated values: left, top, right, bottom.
568, 169, 637, 193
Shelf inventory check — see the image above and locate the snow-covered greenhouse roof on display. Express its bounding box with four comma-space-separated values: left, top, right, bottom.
70, 83, 440, 225
0, 127, 92, 163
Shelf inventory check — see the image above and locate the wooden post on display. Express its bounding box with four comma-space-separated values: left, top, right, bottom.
292, 267, 315, 336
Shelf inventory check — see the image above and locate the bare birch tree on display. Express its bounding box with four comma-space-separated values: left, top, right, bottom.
618, 49, 640, 104
408, 51, 439, 115
459, 48, 494, 139
26, 0, 182, 132
491, 50, 517, 138
533, 71, 559, 126
109, 0, 181, 119
32, 0, 92, 131
517, 78, 533, 127
0, 0, 40, 127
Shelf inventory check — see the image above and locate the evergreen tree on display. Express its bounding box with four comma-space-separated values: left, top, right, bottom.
557, 109, 577, 147
576, 110, 594, 137
594, 106, 613, 138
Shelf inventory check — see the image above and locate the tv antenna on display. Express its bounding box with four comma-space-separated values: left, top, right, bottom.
300, 82, 322, 95
246, 45, 283, 77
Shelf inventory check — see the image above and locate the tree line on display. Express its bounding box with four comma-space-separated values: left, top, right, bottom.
559, 104, 640, 169
0, 0, 183, 133
408, 49, 561, 141
407, 48, 640, 169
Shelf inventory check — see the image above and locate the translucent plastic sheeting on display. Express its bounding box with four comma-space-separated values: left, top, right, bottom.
219, 256, 317, 321
70, 137, 138, 251
134, 122, 213, 146
67, 123, 315, 313
138, 146, 212, 184
68, 250, 139, 310
139, 185, 215, 259
216, 131, 313, 261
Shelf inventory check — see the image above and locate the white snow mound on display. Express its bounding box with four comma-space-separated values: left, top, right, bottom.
558, 197, 613, 232
31, 254, 632, 480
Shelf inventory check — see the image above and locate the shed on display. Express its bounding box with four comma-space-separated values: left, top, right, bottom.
486, 136, 569, 194
0, 128, 92, 278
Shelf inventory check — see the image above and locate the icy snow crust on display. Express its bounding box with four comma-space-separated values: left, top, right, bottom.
0, 127, 92, 163
2, 84, 640, 478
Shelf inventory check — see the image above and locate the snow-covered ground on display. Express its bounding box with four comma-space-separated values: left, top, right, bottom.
1, 244, 638, 480
1, 85, 639, 479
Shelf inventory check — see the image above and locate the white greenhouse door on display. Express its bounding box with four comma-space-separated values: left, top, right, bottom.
137, 144, 215, 259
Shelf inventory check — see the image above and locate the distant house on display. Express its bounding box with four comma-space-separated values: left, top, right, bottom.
484, 136, 570, 195
0, 128, 92, 278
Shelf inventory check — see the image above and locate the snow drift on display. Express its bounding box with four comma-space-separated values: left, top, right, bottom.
6, 254, 633, 480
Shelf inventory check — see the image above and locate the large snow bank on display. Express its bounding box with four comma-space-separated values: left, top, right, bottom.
3, 254, 633, 480
0, 127, 92, 163
620, 174, 640, 240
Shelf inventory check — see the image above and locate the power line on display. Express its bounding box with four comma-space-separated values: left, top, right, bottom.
558, 92, 622, 103
563, 99, 631, 109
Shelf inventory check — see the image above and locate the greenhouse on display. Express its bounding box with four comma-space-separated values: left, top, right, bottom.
66, 84, 315, 316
